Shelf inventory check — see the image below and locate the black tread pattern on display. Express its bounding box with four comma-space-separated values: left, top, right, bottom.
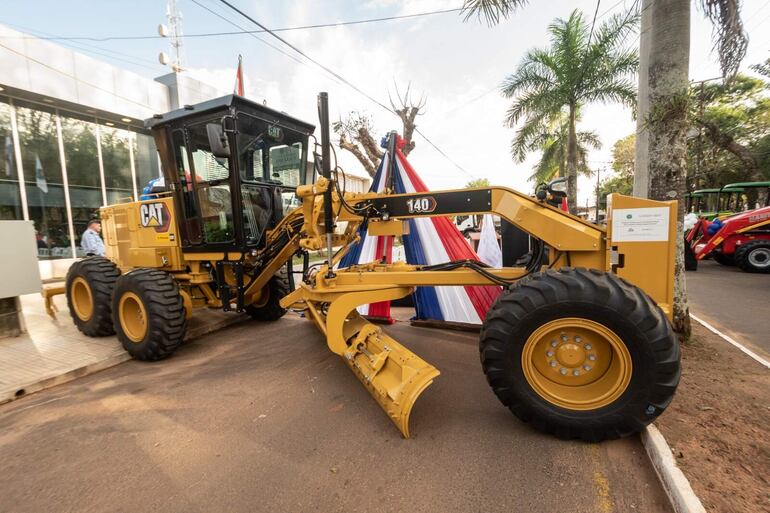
479, 268, 681, 442
66, 257, 120, 336
734, 240, 770, 273
112, 269, 187, 361
712, 251, 734, 266
245, 267, 290, 321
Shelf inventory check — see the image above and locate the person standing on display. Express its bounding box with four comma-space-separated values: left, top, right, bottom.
81, 219, 105, 257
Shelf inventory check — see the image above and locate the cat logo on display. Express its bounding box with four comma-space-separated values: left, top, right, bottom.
140, 202, 171, 232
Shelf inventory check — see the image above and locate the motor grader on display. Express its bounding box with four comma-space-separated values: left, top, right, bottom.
57, 92, 680, 442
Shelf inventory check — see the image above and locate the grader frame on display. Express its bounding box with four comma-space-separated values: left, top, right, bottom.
58, 92, 681, 442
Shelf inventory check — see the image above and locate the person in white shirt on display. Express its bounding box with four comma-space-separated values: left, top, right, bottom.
81, 219, 105, 257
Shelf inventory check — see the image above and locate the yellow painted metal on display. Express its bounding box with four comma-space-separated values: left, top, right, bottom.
521, 318, 632, 410
41, 284, 65, 318
343, 315, 439, 438
101, 196, 186, 272
605, 194, 678, 319
70, 277, 94, 322
118, 291, 148, 343
179, 289, 194, 320
367, 219, 409, 237
282, 282, 439, 437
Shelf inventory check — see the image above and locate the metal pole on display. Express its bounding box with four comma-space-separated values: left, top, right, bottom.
595, 167, 601, 222
318, 92, 335, 278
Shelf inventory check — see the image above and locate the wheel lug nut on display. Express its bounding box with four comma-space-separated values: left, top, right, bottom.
575, 336, 582, 343
560, 368, 568, 375
551, 340, 558, 347
546, 350, 554, 357
573, 369, 580, 376
584, 344, 592, 350
550, 361, 557, 367
561, 334, 568, 341
584, 365, 591, 371
588, 354, 596, 361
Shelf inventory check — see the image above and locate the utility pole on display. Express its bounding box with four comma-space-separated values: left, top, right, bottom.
595, 167, 602, 222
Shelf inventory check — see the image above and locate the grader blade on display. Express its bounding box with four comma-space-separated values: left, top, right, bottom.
282, 284, 440, 437
341, 313, 439, 438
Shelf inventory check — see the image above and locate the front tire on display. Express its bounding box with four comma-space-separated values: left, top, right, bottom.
480, 268, 680, 442
734, 240, 770, 273
66, 257, 120, 336
112, 269, 186, 361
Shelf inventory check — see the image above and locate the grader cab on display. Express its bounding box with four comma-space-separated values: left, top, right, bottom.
60, 93, 681, 442
65, 95, 313, 360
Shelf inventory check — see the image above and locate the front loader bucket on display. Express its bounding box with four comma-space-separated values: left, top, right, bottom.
341, 313, 439, 438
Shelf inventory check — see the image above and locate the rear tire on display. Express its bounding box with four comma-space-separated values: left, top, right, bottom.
112, 269, 186, 361
66, 257, 119, 336
480, 268, 680, 442
245, 268, 290, 321
735, 240, 770, 273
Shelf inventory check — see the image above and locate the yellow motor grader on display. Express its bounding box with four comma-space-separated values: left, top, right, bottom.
57, 93, 680, 442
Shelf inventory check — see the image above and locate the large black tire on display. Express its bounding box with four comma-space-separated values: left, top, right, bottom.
712, 251, 735, 266
245, 268, 290, 321
480, 268, 680, 442
734, 240, 770, 273
112, 269, 186, 361
684, 238, 698, 271
65, 257, 120, 336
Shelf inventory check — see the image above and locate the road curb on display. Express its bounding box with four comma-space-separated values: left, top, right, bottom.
641, 424, 707, 513
1, 313, 249, 406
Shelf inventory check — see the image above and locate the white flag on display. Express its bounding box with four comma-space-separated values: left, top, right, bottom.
477, 214, 502, 268
35, 154, 48, 193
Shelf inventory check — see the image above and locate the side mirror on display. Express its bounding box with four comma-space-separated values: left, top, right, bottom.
547, 177, 567, 197
206, 123, 230, 158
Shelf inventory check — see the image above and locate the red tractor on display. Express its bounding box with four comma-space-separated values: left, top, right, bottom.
688, 205, 770, 273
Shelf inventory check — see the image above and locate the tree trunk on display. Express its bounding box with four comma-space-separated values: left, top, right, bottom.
695, 117, 763, 180
645, 0, 691, 338
633, 0, 653, 197
339, 134, 376, 177
566, 103, 578, 214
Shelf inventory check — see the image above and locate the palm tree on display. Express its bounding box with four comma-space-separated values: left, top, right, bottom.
462, 0, 747, 335
512, 111, 601, 184
499, 10, 638, 213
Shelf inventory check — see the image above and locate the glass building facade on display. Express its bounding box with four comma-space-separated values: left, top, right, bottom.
0, 95, 160, 260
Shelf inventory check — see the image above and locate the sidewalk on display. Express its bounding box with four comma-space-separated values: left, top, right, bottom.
0, 287, 249, 404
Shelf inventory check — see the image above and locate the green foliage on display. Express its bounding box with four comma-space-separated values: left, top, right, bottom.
465, 177, 491, 188
512, 110, 601, 183
610, 134, 635, 177
460, 0, 529, 26
688, 72, 770, 186
501, 9, 638, 208
597, 135, 634, 207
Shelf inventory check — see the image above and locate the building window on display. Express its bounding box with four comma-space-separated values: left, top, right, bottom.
61, 116, 101, 257
134, 132, 161, 195
15, 106, 72, 259
100, 124, 134, 204
0, 100, 23, 221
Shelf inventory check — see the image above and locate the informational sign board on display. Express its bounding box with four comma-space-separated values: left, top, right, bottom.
0, 221, 42, 298
611, 207, 670, 242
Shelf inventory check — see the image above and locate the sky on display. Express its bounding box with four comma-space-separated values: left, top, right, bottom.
3, 0, 770, 205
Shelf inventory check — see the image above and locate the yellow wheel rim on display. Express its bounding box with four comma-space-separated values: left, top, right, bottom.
522, 318, 632, 411
119, 292, 148, 343
71, 277, 94, 322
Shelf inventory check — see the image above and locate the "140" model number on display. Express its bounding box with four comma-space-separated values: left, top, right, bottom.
406, 197, 437, 214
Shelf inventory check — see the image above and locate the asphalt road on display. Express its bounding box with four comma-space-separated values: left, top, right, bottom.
687, 259, 770, 358
0, 316, 671, 513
